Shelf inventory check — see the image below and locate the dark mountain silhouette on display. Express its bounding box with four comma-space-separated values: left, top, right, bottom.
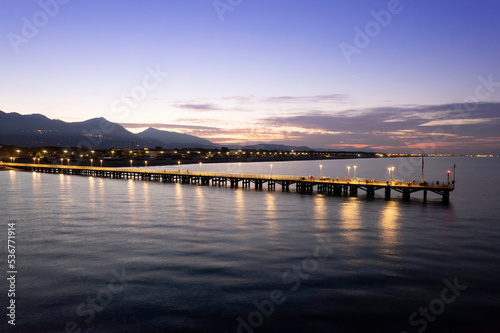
137, 127, 217, 149
0, 110, 217, 149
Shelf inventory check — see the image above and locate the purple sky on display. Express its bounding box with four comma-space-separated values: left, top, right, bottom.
1, 0, 499, 153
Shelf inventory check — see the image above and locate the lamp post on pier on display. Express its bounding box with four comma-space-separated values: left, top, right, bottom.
90, 159, 93, 168
130, 160, 133, 168
178, 161, 181, 172
270, 164, 273, 178
354, 165, 357, 180
319, 164, 323, 179
347, 166, 351, 179
199, 162, 202, 173
100, 160, 103, 168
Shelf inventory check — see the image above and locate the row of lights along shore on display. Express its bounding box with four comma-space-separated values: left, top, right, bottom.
13, 157, 378, 180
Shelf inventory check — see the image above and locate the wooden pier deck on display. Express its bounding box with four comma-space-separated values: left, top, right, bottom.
1, 162, 454, 202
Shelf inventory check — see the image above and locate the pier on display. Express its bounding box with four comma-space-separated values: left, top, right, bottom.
1, 163, 454, 203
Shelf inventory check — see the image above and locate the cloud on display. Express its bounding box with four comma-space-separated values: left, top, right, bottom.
221, 95, 257, 102
218, 93, 349, 104
419, 118, 500, 126
122, 101, 500, 153
254, 102, 500, 152
176, 104, 220, 111
265, 94, 348, 103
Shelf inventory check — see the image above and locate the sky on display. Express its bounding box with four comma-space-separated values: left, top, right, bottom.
1, 0, 500, 153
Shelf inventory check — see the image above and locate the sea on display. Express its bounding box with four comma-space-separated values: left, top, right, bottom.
1, 156, 499, 333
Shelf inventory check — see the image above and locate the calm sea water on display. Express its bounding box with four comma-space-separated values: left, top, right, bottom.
1, 157, 499, 333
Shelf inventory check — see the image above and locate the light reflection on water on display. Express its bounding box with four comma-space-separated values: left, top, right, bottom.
234, 188, 247, 229
126, 178, 139, 222
378, 201, 401, 258
313, 195, 328, 230
340, 198, 361, 244
264, 192, 278, 235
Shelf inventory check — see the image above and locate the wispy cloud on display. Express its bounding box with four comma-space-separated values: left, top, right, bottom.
419, 118, 500, 126
175, 104, 220, 111
217, 93, 349, 105
264, 94, 348, 103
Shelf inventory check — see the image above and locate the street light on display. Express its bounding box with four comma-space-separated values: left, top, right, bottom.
199, 162, 202, 173
61, 158, 63, 165
145, 160, 148, 167
320, 164, 323, 179
130, 160, 133, 168
100, 160, 103, 168
90, 159, 93, 167
270, 164, 273, 178
354, 165, 357, 179
33, 157, 36, 164
347, 166, 351, 179
178, 161, 181, 172
17, 150, 20, 156
447, 170, 451, 185
67, 158, 70, 166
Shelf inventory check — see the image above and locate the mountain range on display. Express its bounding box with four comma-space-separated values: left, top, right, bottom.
0, 111, 217, 149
